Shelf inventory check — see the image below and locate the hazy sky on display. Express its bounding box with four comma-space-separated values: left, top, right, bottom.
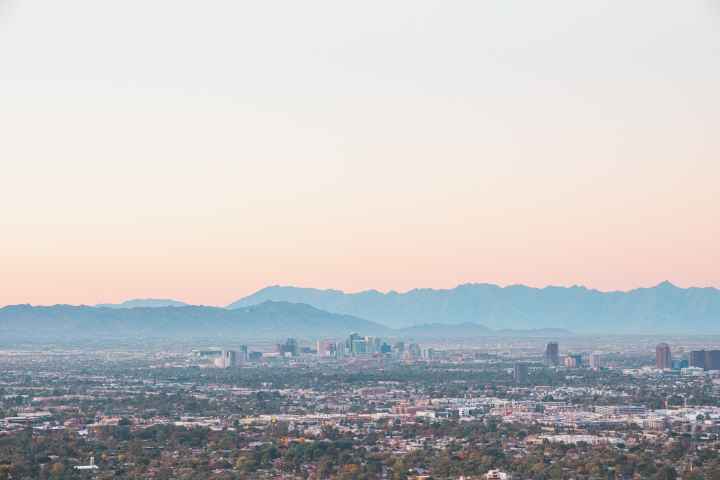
1, 0, 719, 306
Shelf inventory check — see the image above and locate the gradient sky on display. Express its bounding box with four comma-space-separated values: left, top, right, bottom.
1, 0, 719, 306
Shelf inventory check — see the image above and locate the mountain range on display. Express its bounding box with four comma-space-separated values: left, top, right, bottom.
0, 301, 570, 341
0, 301, 390, 340
228, 282, 720, 333
2, 281, 717, 340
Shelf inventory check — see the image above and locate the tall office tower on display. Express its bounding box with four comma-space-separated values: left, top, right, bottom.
706, 350, 720, 370
655, 343, 672, 370
408, 343, 422, 358
238, 345, 249, 363
347, 332, 365, 355
544, 342, 560, 366
316, 339, 335, 358
351, 338, 367, 355
335, 341, 347, 359
689, 350, 706, 369
513, 362, 529, 383
363, 336, 382, 354
589, 353, 602, 370
287, 338, 299, 356
225, 350, 237, 367
214, 350, 237, 368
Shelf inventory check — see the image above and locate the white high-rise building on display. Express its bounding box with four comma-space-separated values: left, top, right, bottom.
214, 350, 237, 368
335, 341, 347, 359
316, 339, 335, 357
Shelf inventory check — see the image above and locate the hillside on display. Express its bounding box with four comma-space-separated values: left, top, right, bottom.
0, 301, 390, 340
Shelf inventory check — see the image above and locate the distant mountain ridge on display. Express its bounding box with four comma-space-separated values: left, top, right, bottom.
0, 301, 390, 340
3, 280, 717, 339
228, 282, 720, 333
0, 302, 567, 341
96, 298, 189, 309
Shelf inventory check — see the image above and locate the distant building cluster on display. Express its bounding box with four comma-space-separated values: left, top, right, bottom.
191, 346, 249, 368
654, 343, 720, 372
542, 342, 603, 370
319, 333, 425, 360
189, 339, 720, 378
689, 349, 720, 371
276, 338, 299, 357
190, 333, 428, 368
7, 333, 720, 478
563, 353, 583, 369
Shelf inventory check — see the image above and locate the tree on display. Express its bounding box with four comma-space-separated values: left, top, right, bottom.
655, 465, 677, 480
49, 463, 64, 478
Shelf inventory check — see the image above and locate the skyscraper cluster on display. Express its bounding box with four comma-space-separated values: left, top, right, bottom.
276, 338, 299, 357
542, 342, 602, 370
318, 333, 420, 360
649, 343, 720, 372
563, 354, 583, 369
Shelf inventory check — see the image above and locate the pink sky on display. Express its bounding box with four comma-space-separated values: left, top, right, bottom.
1, 1, 718, 306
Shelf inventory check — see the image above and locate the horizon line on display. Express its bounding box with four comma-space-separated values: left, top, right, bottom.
3, 279, 719, 309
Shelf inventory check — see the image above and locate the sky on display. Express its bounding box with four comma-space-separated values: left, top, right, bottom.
1, 0, 719, 306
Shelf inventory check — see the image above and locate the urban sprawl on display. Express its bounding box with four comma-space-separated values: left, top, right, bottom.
2, 334, 720, 479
